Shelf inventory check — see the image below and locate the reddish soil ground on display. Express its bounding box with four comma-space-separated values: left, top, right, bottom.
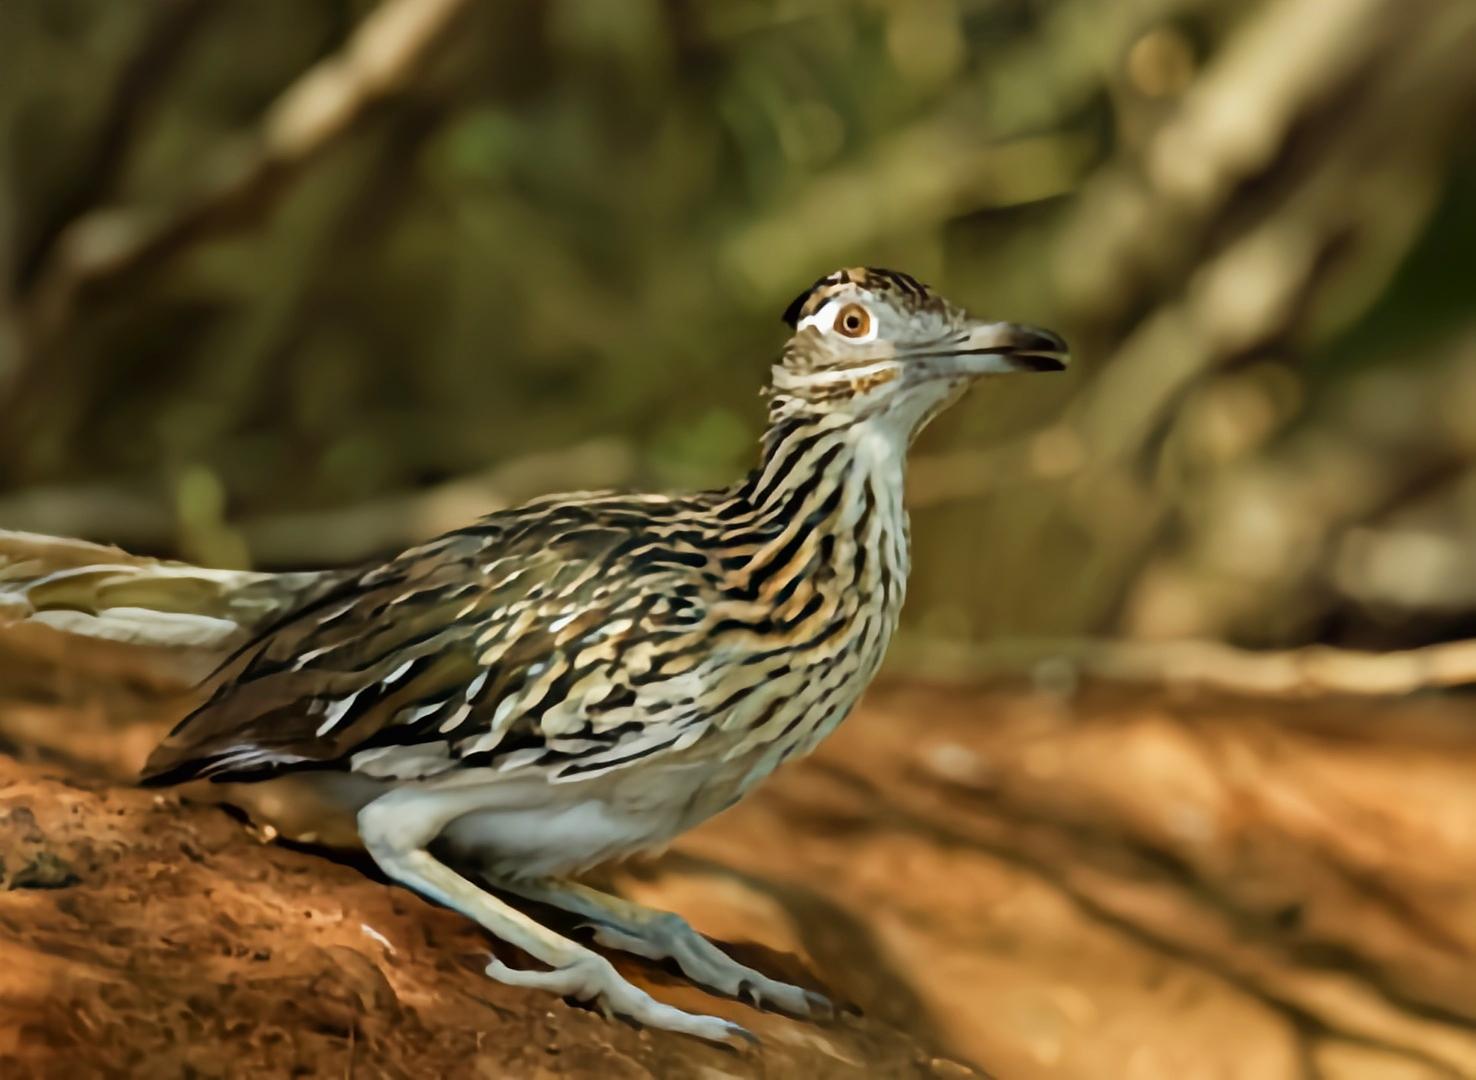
4, 678, 1476, 1078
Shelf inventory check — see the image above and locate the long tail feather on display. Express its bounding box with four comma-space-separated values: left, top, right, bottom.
0, 530, 330, 652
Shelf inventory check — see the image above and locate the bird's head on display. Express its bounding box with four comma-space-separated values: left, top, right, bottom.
770, 267, 1068, 437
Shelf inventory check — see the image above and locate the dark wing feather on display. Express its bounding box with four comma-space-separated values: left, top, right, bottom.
141, 497, 723, 785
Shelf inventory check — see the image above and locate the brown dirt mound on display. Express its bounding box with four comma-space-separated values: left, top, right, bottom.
4, 681, 1476, 1077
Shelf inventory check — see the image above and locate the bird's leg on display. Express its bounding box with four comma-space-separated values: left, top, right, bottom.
356, 792, 755, 1047
487, 875, 834, 1019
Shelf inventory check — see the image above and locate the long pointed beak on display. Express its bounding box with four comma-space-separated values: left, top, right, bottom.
913, 321, 1070, 378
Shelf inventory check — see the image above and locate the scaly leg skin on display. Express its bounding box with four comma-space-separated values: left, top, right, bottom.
490, 875, 835, 1019
357, 792, 755, 1048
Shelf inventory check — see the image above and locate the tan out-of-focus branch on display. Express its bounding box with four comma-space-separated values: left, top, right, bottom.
1066, 0, 1476, 467
719, 0, 1210, 301
1055, 0, 1400, 327
240, 437, 639, 566
14, 0, 472, 365
1117, 330, 1476, 640
922, 0, 1476, 637
893, 634, 1476, 697
15, 0, 214, 289
0, 437, 638, 568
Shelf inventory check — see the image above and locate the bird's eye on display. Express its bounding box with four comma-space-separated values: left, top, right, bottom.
833, 303, 871, 339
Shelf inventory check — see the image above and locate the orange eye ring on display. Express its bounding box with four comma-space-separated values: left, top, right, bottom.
833, 303, 871, 339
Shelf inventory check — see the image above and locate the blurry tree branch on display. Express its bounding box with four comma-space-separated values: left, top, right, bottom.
0, 438, 637, 567
930, 0, 1476, 638
15, 0, 214, 289
721, 0, 1211, 299
240, 437, 637, 566
723, 126, 1095, 296
894, 634, 1476, 698
0, 0, 1473, 651
1120, 332, 1476, 641
1057, 0, 1407, 332
1063, 0, 1476, 468
5, 0, 472, 414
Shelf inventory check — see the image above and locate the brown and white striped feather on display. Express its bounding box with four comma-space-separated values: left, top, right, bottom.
143, 415, 910, 838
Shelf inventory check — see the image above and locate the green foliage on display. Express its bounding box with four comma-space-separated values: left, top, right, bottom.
1, 0, 1473, 648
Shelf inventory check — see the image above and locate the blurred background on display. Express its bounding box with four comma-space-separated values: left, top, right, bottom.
2, 0, 1472, 660
6, 4, 1476, 1078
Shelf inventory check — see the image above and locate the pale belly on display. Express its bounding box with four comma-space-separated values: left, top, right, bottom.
206, 655, 880, 878
436, 753, 765, 880
210, 766, 708, 878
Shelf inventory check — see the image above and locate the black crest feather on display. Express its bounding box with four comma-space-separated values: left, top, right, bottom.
781, 275, 834, 328
780, 267, 932, 328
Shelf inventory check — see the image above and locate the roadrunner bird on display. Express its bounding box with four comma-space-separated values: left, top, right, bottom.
0, 268, 1067, 1045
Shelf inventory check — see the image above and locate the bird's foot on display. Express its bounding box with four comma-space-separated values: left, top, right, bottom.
485, 953, 757, 1049
584, 914, 835, 1020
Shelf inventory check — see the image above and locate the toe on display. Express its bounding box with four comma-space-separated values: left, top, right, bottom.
667, 1011, 758, 1050
507, 952, 762, 1049
718, 1019, 760, 1051
802, 988, 836, 1019
589, 971, 755, 1048
485, 956, 566, 991
737, 974, 833, 1019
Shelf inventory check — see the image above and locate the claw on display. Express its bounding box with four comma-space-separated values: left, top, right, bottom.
722, 1021, 760, 1051
483, 950, 757, 1048
803, 989, 836, 1019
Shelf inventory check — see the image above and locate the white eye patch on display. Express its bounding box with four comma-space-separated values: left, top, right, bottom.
797, 299, 879, 343
795, 300, 834, 334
